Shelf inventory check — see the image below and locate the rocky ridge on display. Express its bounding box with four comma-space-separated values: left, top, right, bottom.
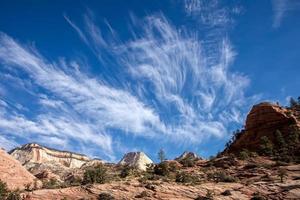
10, 143, 91, 168
119, 152, 153, 171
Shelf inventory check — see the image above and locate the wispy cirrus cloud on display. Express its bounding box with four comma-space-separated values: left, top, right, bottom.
0, 0, 258, 160
272, 0, 300, 28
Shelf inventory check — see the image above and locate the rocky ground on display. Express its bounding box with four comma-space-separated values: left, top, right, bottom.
20, 156, 300, 200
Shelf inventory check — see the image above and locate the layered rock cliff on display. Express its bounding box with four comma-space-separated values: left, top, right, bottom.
227, 102, 300, 153
10, 143, 90, 168
0, 148, 37, 190
119, 152, 153, 171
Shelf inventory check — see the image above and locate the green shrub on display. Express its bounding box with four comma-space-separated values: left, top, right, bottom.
207, 171, 237, 183
120, 165, 136, 178
0, 180, 8, 200
175, 172, 196, 183
43, 178, 60, 189
259, 136, 273, 156
98, 192, 115, 200
83, 164, 108, 184
239, 149, 249, 160
179, 158, 196, 167
154, 162, 170, 176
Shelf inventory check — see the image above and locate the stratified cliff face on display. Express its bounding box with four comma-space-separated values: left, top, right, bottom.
227, 102, 300, 153
119, 152, 153, 171
10, 143, 90, 168
0, 148, 37, 190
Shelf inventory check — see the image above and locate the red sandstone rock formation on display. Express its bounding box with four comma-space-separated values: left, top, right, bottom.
227, 102, 300, 153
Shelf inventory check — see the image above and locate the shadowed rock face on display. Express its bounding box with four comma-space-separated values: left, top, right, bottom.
10, 143, 90, 168
119, 152, 153, 171
227, 102, 300, 153
0, 148, 37, 190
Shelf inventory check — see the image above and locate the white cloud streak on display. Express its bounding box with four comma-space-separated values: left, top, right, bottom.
0, 0, 258, 160
272, 0, 300, 28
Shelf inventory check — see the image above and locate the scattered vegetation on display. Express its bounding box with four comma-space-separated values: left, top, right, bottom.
42, 178, 60, 189
154, 161, 170, 176
207, 171, 237, 183
175, 171, 197, 184
83, 164, 108, 184
120, 165, 139, 178
179, 157, 196, 167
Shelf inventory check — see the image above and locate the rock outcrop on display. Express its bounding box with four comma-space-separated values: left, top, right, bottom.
10, 143, 90, 168
0, 148, 37, 190
119, 152, 153, 171
227, 102, 300, 153
175, 151, 201, 161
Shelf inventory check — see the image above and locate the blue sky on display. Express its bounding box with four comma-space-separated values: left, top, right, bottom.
0, 0, 299, 162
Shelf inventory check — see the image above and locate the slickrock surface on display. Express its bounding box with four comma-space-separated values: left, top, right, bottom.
119, 152, 153, 171
10, 143, 90, 168
0, 149, 37, 190
227, 102, 300, 153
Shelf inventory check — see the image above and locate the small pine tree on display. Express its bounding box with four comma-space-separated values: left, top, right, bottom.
274, 130, 290, 162
260, 136, 273, 156
158, 148, 166, 163
278, 168, 288, 183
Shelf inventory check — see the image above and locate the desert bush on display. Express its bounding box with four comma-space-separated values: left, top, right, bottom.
239, 149, 249, 160
43, 178, 60, 189
207, 171, 237, 183
0, 180, 8, 200
120, 165, 137, 178
83, 164, 108, 184
179, 158, 196, 167
175, 172, 196, 183
154, 162, 170, 176
98, 192, 115, 200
